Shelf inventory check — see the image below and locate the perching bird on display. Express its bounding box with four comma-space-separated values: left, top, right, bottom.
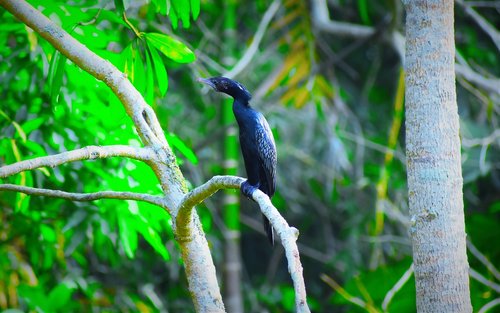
198, 76, 277, 245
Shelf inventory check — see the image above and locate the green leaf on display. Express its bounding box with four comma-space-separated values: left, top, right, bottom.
144, 33, 195, 63
147, 41, 168, 97
139, 225, 170, 261
190, 0, 200, 20
152, 0, 167, 15
48, 283, 75, 311
357, 0, 371, 25
47, 50, 67, 104
41, 224, 56, 242
12, 121, 26, 142
118, 211, 138, 258
21, 117, 45, 135
165, 133, 198, 164
168, 5, 179, 29
172, 0, 190, 28
114, 0, 125, 17
144, 45, 155, 106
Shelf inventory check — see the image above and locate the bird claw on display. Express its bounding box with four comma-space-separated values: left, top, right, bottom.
241, 181, 258, 199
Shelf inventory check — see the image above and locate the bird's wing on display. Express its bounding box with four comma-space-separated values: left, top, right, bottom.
256, 115, 277, 196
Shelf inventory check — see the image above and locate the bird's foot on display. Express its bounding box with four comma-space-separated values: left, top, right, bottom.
241, 180, 258, 199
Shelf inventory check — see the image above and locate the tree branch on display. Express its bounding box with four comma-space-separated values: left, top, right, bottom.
311, 0, 375, 37
0, 0, 187, 201
0, 184, 167, 209
0, 1, 225, 311
456, 0, 500, 51
310, 0, 500, 95
177, 175, 311, 313
223, 0, 281, 79
0, 145, 155, 178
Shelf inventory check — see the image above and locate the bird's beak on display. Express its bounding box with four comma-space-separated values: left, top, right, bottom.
197, 77, 216, 90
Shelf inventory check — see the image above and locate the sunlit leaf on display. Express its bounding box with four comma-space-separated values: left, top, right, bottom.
168, 2, 179, 29
172, 0, 190, 28
146, 41, 168, 97
144, 46, 155, 106
137, 225, 170, 261
190, 0, 200, 20
118, 210, 138, 258
41, 225, 56, 242
48, 283, 75, 310
133, 46, 146, 93
47, 50, 67, 105
12, 121, 27, 142
144, 33, 195, 63
151, 0, 167, 15
21, 117, 45, 135
165, 132, 198, 164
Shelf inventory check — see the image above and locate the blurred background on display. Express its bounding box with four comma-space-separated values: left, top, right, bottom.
0, 0, 499, 312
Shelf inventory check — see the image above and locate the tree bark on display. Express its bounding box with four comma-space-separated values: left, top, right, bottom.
403, 1, 472, 312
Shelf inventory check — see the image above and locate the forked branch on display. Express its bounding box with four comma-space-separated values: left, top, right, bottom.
177, 175, 311, 313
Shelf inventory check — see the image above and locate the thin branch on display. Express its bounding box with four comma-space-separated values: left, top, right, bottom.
478, 298, 500, 313
455, 64, 500, 95
382, 263, 414, 310
223, 0, 281, 79
456, 0, 500, 51
177, 175, 311, 313
470, 268, 500, 293
0, 145, 155, 178
0, 184, 167, 209
311, 0, 375, 37
0, 0, 170, 155
467, 239, 500, 281
310, 0, 500, 94
321, 274, 368, 309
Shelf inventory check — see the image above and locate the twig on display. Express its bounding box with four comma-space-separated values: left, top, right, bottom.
176, 175, 311, 313
456, 0, 500, 51
224, 0, 281, 79
321, 274, 368, 309
467, 239, 500, 281
0, 145, 155, 178
310, 0, 500, 94
382, 263, 414, 310
470, 268, 500, 293
0, 184, 167, 209
478, 298, 500, 313
455, 64, 500, 95
311, 0, 375, 37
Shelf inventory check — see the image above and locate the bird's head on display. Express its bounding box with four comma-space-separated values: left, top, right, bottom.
197, 76, 252, 102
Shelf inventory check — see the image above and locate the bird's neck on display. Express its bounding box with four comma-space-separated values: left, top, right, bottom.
232, 98, 255, 126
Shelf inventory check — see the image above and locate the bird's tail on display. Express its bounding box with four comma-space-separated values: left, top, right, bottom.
262, 214, 274, 245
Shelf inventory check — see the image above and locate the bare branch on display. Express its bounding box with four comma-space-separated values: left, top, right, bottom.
0, 184, 167, 209
455, 64, 500, 95
177, 175, 311, 313
224, 0, 281, 79
0, 145, 155, 178
479, 298, 500, 313
470, 268, 500, 293
456, 0, 500, 51
467, 239, 500, 281
382, 263, 414, 310
310, 0, 500, 95
311, 0, 375, 37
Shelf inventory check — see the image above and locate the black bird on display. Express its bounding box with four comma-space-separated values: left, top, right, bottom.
198, 76, 277, 245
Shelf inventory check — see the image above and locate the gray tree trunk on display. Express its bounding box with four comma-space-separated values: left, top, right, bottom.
403, 1, 472, 312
